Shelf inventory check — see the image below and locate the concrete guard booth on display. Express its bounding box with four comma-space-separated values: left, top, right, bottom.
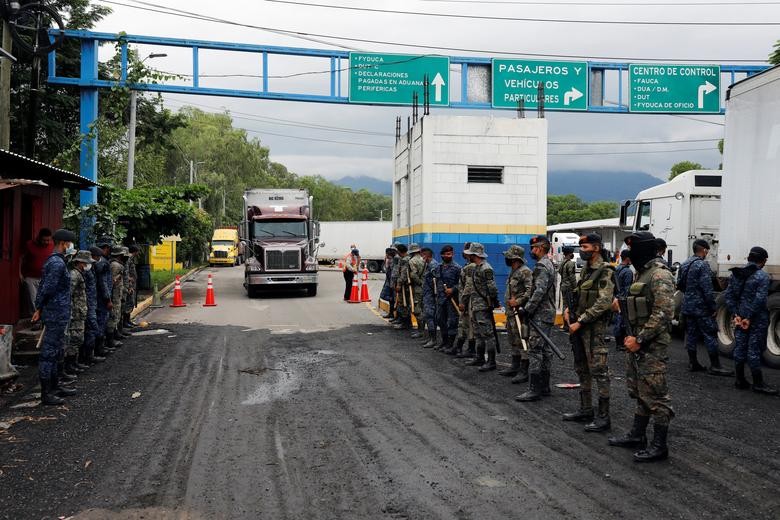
393, 115, 548, 295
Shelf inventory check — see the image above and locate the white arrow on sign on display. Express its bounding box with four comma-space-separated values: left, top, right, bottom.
431, 73, 446, 103
563, 87, 584, 106
697, 81, 717, 109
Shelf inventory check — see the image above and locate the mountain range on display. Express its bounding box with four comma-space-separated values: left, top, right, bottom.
335, 170, 663, 202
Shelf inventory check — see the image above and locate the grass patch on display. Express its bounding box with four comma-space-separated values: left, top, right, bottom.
150, 264, 204, 289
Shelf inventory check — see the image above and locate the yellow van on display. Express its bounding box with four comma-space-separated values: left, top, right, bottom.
209, 227, 241, 266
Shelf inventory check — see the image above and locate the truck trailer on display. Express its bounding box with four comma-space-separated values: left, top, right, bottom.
241, 189, 320, 297
317, 221, 393, 273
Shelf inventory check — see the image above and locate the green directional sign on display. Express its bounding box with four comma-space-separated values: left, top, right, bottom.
629, 64, 721, 113
349, 52, 450, 106
492, 59, 588, 111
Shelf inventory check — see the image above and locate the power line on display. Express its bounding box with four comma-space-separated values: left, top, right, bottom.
95, 0, 767, 62
267, 0, 780, 25
549, 146, 718, 156
418, 0, 780, 5
549, 138, 721, 145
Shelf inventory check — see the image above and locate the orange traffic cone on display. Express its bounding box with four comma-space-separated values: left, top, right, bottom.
338, 259, 344, 271
203, 274, 217, 307
360, 267, 371, 302
170, 275, 186, 307
347, 276, 360, 303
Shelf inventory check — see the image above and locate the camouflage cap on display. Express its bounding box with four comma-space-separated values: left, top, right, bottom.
73, 250, 96, 264
408, 243, 421, 254
529, 235, 550, 247
503, 245, 526, 260
464, 242, 487, 258
110, 245, 126, 256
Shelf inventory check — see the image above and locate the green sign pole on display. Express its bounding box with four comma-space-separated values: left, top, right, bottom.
629, 64, 721, 113
492, 59, 588, 111
349, 52, 450, 106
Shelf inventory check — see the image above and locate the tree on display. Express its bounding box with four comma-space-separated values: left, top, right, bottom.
668, 160, 703, 181
547, 195, 618, 225
770, 40, 780, 65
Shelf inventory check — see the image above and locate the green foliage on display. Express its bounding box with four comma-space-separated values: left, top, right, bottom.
668, 160, 703, 181
770, 40, 780, 65
547, 195, 618, 225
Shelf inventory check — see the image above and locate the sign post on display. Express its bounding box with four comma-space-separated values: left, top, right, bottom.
492, 59, 588, 111
629, 64, 721, 113
349, 52, 450, 106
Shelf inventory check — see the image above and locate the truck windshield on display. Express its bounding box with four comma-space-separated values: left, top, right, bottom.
212, 240, 234, 247
252, 220, 307, 238
635, 200, 652, 231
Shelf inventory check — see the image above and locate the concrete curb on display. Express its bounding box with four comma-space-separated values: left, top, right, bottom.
131, 265, 206, 319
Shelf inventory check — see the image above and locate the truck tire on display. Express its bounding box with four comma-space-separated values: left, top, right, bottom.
368, 260, 381, 273
247, 284, 259, 298
716, 295, 736, 358
306, 284, 318, 297
763, 295, 780, 369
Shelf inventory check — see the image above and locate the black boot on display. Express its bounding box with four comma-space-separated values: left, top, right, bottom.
444, 336, 460, 355
423, 331, 438, 348
410, 326, 424, 340
465, 343, 486, 366
498, 355, 522, 377
40, 378, 65, 406
687, 350, 706, 372
101, 335, 115, 354
51, 374, 77, 397
478, 350, 497, 372
751, 369, 779, 395
562, 390, 594, 422
112, 330, 124, 348
608, 414, 650, 449
707, 353, 733, 376
584, 398, 611, 432
734, 362, 750, 389
540, 370, 551, 396
119, 321, 131, 338
515, 373, 542, 402
633, 423, 669, 462
511, 360, 530, 384
454, 338, 471, 358
59, 361, 77, 382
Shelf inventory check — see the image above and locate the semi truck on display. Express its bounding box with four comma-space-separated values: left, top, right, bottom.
620, 65, 780, 368
241, 189, 320, 297
208, 227, 242, 266
316, 221, 393, 273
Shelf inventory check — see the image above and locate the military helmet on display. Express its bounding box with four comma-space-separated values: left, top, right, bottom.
73, 250, 96, 264
503, 245, 525, 261
408, 243, 421, 254
464, 242, 487, 258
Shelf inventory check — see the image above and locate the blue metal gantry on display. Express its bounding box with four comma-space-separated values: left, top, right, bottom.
45, 30, 768, 204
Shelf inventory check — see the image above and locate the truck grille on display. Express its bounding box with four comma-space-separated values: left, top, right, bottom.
213, 250, 228, 258
265, 250, 300, 271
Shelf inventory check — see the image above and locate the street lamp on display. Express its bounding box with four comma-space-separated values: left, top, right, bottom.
126, 52, 168, 189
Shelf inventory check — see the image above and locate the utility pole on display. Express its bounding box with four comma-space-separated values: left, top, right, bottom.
0, 22, 14, 150
127, 90, 137, 188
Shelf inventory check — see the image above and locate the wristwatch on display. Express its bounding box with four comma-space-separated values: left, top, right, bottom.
636, 336, 644, 345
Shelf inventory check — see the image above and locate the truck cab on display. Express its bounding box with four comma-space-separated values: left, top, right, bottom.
209, 227, 241, 266
242, 189, 320, 297
620, 170, 722, 272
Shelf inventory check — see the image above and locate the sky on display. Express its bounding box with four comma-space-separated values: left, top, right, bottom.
88, 0, 779, 182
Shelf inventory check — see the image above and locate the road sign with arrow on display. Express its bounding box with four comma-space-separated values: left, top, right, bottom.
349, 52, 450, 106
491, 59, 588, 111
629, 64, 721, 114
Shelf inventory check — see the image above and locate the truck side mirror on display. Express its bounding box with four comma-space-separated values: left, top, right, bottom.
619, 200, 631, 229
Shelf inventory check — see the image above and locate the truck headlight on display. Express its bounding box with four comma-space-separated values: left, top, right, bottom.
304, 256, 317, 271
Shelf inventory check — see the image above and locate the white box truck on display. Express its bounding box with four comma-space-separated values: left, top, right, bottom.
715, 65, 780, 367
317, 221, 393, 273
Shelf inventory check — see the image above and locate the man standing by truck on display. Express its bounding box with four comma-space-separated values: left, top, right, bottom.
343, 247, 360, 301
608, 231, 675, 463
724, 247, 778, 396
679, 240, 733, 376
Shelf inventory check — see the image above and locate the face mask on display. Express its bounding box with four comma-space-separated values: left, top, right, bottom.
505, 258, 513, 267
579, 251, 594, 261
65, 242, 76, 255
530, 250, 540, 261
84, 264, 92, 272
442, 257, 452, 264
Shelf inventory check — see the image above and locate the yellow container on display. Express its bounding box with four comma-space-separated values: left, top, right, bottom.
149, 239, 182, 272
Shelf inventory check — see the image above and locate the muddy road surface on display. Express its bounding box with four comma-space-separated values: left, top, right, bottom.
1, 267, 778, 519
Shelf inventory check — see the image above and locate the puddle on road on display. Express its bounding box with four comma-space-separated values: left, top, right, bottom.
132, 329, 171, 337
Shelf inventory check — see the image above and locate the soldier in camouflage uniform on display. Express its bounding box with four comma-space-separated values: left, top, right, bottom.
562, 234, 616, 432
407, 244, 425, 339
108, 246, 128, 347
516, 235, 557, 402
388, 243, 402, 322
117, 247, 133, 338
460, 243, 499, 370
558, 246, 577, 320
724, 246, 777, 395
421, 248, 440, 348
454, 243, 476, 359
64, 251, 95, 376
608, 231, 675, 462
122, 244, 140, 329
393, 244, 412, 330
85, 247, 107, 364
679, 239, 732, 375
499, 245, 533, 383
436, 246, 462, 354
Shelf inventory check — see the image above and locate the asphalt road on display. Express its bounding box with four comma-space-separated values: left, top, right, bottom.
1, 266, 779, 520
